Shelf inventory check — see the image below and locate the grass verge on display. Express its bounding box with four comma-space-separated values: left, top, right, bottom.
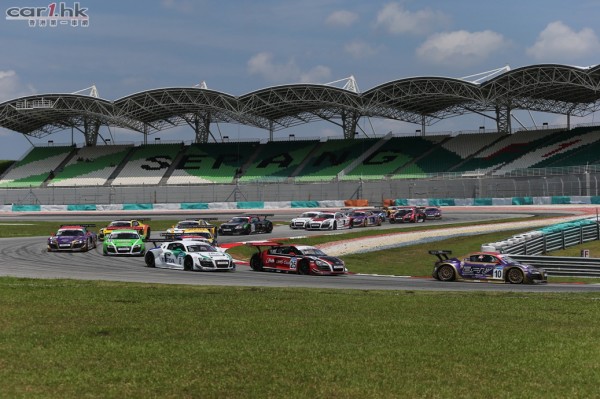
1, 278, 599, 398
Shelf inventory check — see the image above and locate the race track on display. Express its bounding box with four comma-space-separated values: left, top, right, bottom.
1, 209, 599, 293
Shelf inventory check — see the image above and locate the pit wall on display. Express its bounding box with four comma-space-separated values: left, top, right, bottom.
2, 195, 600, 213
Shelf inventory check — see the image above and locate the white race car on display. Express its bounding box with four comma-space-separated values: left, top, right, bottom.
306, 212, 352, 231
289, 211, 320, 229
144, 240, 235, 271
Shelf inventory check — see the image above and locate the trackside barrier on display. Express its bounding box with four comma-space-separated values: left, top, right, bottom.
481, 219, 600, 278
481, 220, 600, 255
508, 255, 600, 278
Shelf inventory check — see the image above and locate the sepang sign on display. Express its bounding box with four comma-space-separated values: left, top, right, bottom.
6, 2, 89, 27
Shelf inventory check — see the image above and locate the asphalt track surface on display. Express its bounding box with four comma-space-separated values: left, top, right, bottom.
1, 209, 600, 293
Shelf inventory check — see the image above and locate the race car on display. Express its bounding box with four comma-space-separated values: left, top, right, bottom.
166, 218, 218, 240
289, 211, 320, 229
243, 241, 346, 275
346, 209, 382, 228
98, 219, 151, 241
102, 229, 146, 256
306, 212, 352, 231
47, 224, 97, 252
429, 250, 547, 284
218, 214, 273, 235
161, 231, 217, 245
144, 240, 235, 272
423, 206, 442, 220
389, 207, 426, 223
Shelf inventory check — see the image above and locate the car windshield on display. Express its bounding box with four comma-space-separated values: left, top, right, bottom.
176, 221, 199, 228
318, 214, 334, 219
300, 212, 318, 218
185, 244, 216, 252
229, 217, 248, 223
351, 212, 366, 216
109, 221, 131, 227
111, 233, 139, 240
301, 248, 326, 256
58, 230, 84, 236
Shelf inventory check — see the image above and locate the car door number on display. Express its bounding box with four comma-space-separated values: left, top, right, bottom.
493, 267, 503, 279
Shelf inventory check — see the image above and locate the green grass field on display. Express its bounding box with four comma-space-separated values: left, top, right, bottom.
1, 279, 599, 398
1, 216, 599, 397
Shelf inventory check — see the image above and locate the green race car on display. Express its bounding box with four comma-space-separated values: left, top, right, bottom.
102, 229, 146, 256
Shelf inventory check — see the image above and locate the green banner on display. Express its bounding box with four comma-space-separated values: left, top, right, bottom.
67, 204, 97, 211
551, 196, 571, 205
291, 201, 320, 208
123, 203, 154, 210
180, 202, 209, 210
12, 204, 41, 212
473, 198, 493, 206
237, 201, 264, 209
512, 197, 533, 205
429, 198, 456, 206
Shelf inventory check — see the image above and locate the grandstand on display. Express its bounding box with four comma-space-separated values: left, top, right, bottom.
0, 146, 74, 188
47, 145, 134, 187
111, 143, 182, 186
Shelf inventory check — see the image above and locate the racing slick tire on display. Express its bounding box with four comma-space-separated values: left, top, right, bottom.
184, 256, 194, 271
145, 252, 156, 268
507, 268, 525, 284
437, 265, 455, 281
297, 260, 311, 275
266, 223, 273, 233
250, 254, 263, 271
244, 225, 251, 235
332, 222, 338, 230
146, 228, 151, 240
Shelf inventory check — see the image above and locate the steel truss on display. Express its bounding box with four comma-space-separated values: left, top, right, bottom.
0, 64, 599, 145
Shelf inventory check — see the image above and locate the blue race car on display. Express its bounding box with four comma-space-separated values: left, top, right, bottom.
429, 250, 547, 284
346, 209, 382, 228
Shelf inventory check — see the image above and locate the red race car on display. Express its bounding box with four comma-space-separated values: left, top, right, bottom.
229, 241, 347, 275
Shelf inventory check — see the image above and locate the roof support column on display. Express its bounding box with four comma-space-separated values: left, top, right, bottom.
84, 118, 101, 146
342, 110, 359, 139
269, 120, 274, 142
143, 124, 148, 145
495, 105, 511, 134
194, 113, 211, 143
420, 115, 426, 136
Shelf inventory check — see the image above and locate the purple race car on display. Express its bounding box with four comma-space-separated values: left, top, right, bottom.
429, 250, 547, 284
422, 206, 442, 219
346, 209, 382, 227
47, 224, 98, 252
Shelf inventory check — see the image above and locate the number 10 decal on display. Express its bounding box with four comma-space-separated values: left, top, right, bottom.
493, 267, 503, 279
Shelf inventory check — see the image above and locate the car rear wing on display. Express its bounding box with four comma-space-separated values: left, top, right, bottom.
428, 250, 452, 261
60, 224, 96, 228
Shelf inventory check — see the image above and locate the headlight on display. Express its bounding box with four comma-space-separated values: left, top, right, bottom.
322, 221, 330, 227
72, 240, 82, 244
133, 245, 141, 250
315, 259, 329, 267
235, 225, 243, 230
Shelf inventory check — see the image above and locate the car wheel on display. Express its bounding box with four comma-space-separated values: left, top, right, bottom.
437, 265, 455, 281
297, 260, 310, 275
266, 223, 273, 233
507, 268, 525, 284
333, 222, 338, 230
244, 225, 251, 235
146, 228, 151, 240
184, 256, 194, 271
145, 252, 156, 268
250, 254, 263, 271
390, 218, 396, 224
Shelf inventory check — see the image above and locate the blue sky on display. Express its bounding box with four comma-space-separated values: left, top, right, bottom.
1, 0, 600, 160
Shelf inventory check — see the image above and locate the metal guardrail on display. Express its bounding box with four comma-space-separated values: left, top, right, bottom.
509, 255, 600, 278
485, 222, 600, 278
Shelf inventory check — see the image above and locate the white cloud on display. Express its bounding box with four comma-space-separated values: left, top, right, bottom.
526, 21, 600, 61
375, 2, 450, 36
0, 70, 35, 102
326, 10, 358, 27
247, 52, 331, 84
299, 65, 332, 83
416, 30, 509, 67
344, 40, 379, 58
